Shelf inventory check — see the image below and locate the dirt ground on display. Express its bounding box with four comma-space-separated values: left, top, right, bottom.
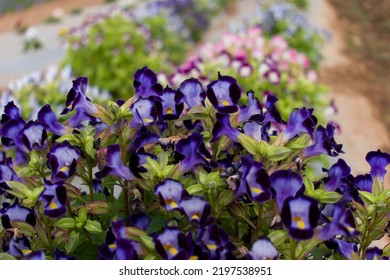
0, 0, 105, 33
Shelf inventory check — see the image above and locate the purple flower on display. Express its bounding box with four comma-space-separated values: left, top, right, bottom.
67, 108, 98, 128
130, 98, 158, 129
261, 57, 280, 84
355, 174, 373, 192
47, 141, 80, 180
1, 200, 36, 229
99, 144, 136, 181
39, 180, 67, 218
270, 170, 303, 209
323, 159, 351, 192
132, 128, 159, 151
0, 157, 22, 195
248, 237, 278, 260
98, 219, 139, 260
176, 78, 205, 108
206, 73, 241, 114
303, 124, 343, 157
196, 225, 235, 260
325, 238, 357, 259
366, 247, 388, 260
263, 92, 283, 124
155, 179, 187, 211
319, 205, 359, 240
242, 120, 269, 142
179, 196, 212, 226
238, 91, 263, 123
19, 121, 47, 152
61, 77, 97, 115
283, 108, 317, 141
7, 234, 31, 258
281, 195, 320, 240
25, 250, 46, 260
211, 113, 240, 143
366, 150, 390, 181
129, 150, 157, 178
155, 86, 184, 120
236, 156, 272, 203
154, 227, 195, 260
1, 101, 23, 124
133, 66, 163, 99
0, 115, 25, 147
37, 104, 66, 135
130, 213, 151, 231
175, 132, 213, 173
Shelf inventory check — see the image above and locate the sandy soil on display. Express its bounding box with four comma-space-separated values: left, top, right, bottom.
0, 0, 105, 34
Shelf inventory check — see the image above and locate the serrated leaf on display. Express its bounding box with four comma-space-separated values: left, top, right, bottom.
318, 191, 342, 204
304, 177, 315, 195
187, 106, 209, 119
65, 231, 80, 254
10, 221, 35, 237
238, 133, 258, 155
84, 220, 102, 234
54, 217, 76, 230
359, 191, 377, 205
84, 136, 96, 159
268, 230, 288, 246
267, 146, 291, 161
78, 206, 87, 223
56, 134, 79, 145
5, 181, 32, 199
186, 184, 205, 195
140, 235, 155, 251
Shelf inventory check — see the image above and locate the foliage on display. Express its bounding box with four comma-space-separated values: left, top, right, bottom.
165, 28, 329, 122
0, 68, 388, 260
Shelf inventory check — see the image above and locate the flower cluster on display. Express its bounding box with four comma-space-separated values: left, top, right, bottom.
0, 65, 110, 119
0, 68, 389, 260
164, 27, 329, 121
249, 0, 329, 68
62, 0, 229, 98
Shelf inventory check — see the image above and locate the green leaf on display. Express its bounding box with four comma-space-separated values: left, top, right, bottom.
266, 146, 291, 161
65, 231, 80, 254
86, 201, 109, 215
54, 217, 76, 230
383, 243, 390, 257
310, 189, 342, 204
318, 191, 342, 204
186, 184, 205, 195
268, 230, 288, 246
84, 220, 103, 234
5, 181, 32, 199
78, 207, 88, 224
0, 253, 17, 260
10, 221, 35, 237
140, 235, 155, 251
304, 177, 315, 195
56, 134, 79, 145
237, 133, 258, 155
187, 106, 209, 119
359, 191, 377, 205
286, 134, 311, 149
84, 136, 96, 159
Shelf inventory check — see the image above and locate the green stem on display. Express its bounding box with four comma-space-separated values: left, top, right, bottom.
290, 237, 297, 260
88, 163, 94, 202
251, 204, 264, 244
46, 224, 54, 257
123, 186, 130, 221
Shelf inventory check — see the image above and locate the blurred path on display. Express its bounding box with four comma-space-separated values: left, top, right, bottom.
307, 0, 390, 247
307, 0, 390, 179
0, 2, 110, 87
